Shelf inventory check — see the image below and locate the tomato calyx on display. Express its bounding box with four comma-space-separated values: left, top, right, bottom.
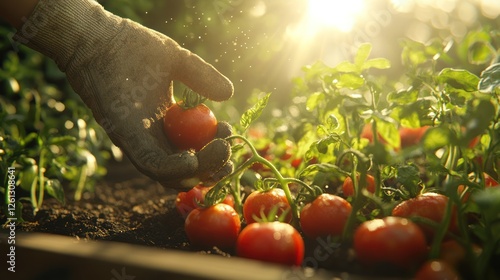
178, 88, 207, 110
251, 202, 292, 223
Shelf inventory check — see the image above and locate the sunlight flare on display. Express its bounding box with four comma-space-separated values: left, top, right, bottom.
307, 0, 366, 32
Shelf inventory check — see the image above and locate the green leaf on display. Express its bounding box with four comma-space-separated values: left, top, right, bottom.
461, 99, 495, 145
335, 61, 359, 73
306, 92, 324, 111
240, 93, 271, 131
355, 43, 372, 67
362, 58, 391, 70
49, 135, 77, 145
437, 68, 479, 92
316, 134, 341, 154
473, 187, 500, 228
45, 179, 65, 205
18, 165, 37, 192
423, 127, 451, 150
299, 163, 346, 178
387, 88, 419, 104
376, 120, 400, 148
325, 114, 339, 132
468, 41, 494, 65
336, 73, 365, 89
478, 63, 500, 93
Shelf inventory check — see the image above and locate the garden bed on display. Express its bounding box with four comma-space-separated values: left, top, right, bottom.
1, 157, 413, 280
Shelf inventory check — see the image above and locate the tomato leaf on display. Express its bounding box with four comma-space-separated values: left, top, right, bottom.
437, 68, 479, 92
45, 179, 66, 205
299, 163, 346, 178
306, 92, 325, 111
355, 43, 372, 67
376, 120, 400, 148
335, 61, 359, 73
387, 88, 419, 104
423, 127, 452, 150
336, 73, 365, 89
240, 93, 271, 131
468, 41, 494, 65
49, 135, 77, 145
478, 63, 500, 93
461, 99, 495, 146
362, 58, 391, 70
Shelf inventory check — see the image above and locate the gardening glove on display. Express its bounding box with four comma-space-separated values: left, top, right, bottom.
12, 0, 234, 188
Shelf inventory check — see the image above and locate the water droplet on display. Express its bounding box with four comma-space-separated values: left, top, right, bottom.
142, 119, 151, 129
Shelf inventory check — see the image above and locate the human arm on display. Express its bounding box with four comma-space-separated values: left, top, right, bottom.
1, 0, 235, 188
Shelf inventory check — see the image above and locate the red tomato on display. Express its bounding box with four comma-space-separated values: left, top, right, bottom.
342, 174, 376, 197
185, 203, 241, 250
175, 185, 206, 219
243, 188, 292, 224
236, 222, 304, 266
175, 184, 235, 219
163, 101, 217, 151
414, 260, 460, 280
299, 194, 352, 239
360, 123, 387, 145
399, 126, 430, 148
353, 217, 427, 269
458, 172, 499, 202
391, 192, 458, 242
439, 240, 466, 268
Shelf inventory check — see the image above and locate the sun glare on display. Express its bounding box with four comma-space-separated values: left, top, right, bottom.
307, 0, 366, 32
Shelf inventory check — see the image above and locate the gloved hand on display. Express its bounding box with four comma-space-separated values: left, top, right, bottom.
13, 0, 234, 188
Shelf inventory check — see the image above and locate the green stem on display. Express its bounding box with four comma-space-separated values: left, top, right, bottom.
226, 135, 300, 222
430, 145, 459, 258
36, 148, 46, 213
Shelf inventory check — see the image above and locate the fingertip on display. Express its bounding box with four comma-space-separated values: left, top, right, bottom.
174, 48, 234, 102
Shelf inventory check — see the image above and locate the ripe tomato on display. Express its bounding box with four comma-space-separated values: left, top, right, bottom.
360, 123, 388, 145
342, 174, 376, 197
391, 192, 458, 242
353, 217, 427, 269
236, 222, 304, 266
458, 172, 499, 202
185, 203, 241, 250
439, 240, 466, 268
414, 260, 460, 280
243, 188, 292, 224
299, 194, 352, 239
175, 184, 234, 219
163, 101, 217, 151
399, 126, 430, 148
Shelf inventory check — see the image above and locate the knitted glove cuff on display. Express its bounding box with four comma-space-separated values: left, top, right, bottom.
13, 0, 122, 72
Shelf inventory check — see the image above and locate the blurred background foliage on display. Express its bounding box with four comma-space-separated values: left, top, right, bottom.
1, 0, 499, 216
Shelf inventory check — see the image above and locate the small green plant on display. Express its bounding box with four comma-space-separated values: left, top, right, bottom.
0, 24, 115, 220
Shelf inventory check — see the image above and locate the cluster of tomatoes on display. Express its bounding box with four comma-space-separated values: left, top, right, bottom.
174, 169, 499, 278
163, 97, 498, 278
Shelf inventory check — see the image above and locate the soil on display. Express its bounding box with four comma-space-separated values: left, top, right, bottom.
8, 158, 203, 253
1, 158, 413, 279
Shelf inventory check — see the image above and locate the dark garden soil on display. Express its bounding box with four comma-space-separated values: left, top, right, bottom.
1, 158, 413, 279
9, 158, 209, 253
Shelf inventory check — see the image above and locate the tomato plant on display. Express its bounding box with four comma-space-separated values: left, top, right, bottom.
184, 203, 241, 250
236, 222, 304, 266
183, 37, 500, 279
353, 217, 428, 269
299, 193, 352, 239
163, 91, 218, 151
243, 188, 292, 224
